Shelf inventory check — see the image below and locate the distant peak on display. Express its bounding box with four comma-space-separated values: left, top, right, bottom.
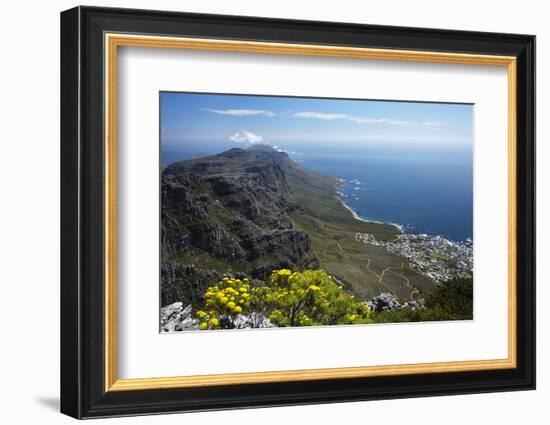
214, 147, 247, 158
247, 144, 277, 152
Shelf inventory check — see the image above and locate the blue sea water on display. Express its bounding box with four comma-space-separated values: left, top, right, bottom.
292, 148, 473, 242
163, 145, 473, 242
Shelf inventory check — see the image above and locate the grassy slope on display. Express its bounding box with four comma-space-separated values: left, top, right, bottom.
284, 162, 435, 302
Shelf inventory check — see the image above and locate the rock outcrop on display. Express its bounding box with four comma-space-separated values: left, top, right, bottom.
160, 302, 198, 332
366, 293, 420, 312
160, 301, 273, 332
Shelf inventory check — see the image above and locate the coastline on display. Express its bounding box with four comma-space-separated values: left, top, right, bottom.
334, 177, 403, 233
339, 196, 404, 233
338, 177, 474, 283
335, 175, 474, 283
336, 182, 472, 243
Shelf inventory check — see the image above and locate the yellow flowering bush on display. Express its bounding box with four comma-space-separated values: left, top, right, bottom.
197, 277, 251, 329
263, 269, 371, 327
197, 270, 371, 330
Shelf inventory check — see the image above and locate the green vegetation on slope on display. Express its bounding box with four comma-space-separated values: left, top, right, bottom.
371, 277, 473, 322
283, 160, 435, 302
284, 161, 398, 240
192, 270, 473, 330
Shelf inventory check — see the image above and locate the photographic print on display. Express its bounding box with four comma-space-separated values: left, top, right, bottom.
160, 92, 474, 332
61, 9, 535, 416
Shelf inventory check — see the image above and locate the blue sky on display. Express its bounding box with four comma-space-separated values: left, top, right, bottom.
160, 92, 473, 158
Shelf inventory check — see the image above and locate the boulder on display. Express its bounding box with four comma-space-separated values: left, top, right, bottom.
160, 302, 198, 332
367, 293, 402, 312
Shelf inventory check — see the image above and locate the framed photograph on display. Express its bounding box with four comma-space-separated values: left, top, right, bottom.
60, 6, 535, 419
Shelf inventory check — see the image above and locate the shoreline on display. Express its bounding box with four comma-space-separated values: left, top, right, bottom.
335, 177, 404, 232
339, 197, 404, 233
340, 197, 472, 245
335, 180, 470, 244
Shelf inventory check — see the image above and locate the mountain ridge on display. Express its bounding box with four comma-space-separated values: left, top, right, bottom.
161, 145, 435, 307
161, 146, 321, 306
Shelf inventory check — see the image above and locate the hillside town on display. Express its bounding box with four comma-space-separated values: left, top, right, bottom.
356, 232, 473, 284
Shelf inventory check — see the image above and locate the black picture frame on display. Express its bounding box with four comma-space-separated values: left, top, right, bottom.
61, 5, 535, 419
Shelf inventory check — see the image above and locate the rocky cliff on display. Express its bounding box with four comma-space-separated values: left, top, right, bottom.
161, 145, 320, 306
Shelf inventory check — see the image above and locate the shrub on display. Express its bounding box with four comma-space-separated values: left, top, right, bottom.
262, 269, 371, 327
425, 276, 473, 318
198, 269, 372, 329
196, 277, 252, 329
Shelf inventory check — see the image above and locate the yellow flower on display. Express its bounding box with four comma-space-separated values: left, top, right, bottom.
208, 318, 219, 327
196, 310, 207, 318
227, 301, 236, 309
199, 322, 208, 330
221, 297, 229, 304
234, 306, 242, 314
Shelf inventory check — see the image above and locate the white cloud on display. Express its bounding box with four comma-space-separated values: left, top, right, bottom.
293, 111, 445, 129
203, 108, 276, 117
293, 112, 349, 121
268, 131, 469, 146
229, 130, 265, 144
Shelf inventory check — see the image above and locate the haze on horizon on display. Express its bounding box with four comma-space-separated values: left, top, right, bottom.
160, 91, 474, 162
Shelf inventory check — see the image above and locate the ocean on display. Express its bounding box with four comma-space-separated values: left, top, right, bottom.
291, 148, 473, 242
162, 145, 473, 242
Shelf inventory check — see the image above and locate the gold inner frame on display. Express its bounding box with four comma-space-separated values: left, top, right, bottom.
104, 33, 518, 392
